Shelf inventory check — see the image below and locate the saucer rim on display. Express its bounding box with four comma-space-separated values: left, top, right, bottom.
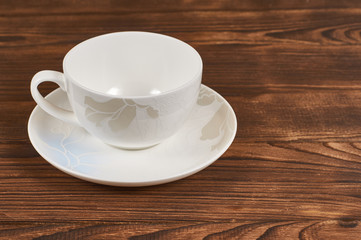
28, 84, 237, 187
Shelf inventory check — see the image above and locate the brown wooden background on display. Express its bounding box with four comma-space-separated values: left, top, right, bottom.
2, 0, 361, 239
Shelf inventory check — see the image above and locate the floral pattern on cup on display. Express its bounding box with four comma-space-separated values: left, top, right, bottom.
197, 87, 236, 151
84, 97, 159, 132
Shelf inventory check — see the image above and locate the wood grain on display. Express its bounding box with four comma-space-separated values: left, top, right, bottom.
2, 0, 361, 239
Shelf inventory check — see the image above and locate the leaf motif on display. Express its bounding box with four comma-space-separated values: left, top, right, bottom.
125, 99, 136, 105
135, 103, 148, 109
211, 126, 230, 151
200, 104, 228, 140
85, 107, 95, 116
87, 112, 113, 127
109, 105, 136, 132
84, 96, 125, 113
84, 96, 159, 132
197, 94, 215, 106
146, 107, 159, 118
215, 94, 223, 103
199, 87, 207, 95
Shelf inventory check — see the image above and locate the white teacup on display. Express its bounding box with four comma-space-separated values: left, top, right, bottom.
31, 32, 202, 149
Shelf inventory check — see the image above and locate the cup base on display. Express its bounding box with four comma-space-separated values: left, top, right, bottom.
107, 142, 161, 151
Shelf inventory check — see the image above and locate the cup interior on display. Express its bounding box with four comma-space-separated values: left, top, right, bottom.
64, 32, 202, 97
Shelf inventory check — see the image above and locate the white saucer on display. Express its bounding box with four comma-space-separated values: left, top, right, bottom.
28, 85, 237, 187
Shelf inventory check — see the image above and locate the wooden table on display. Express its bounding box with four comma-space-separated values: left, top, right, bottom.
2, 0, 361, 239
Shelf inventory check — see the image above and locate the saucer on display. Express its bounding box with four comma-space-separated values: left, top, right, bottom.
28, 85, 237, 187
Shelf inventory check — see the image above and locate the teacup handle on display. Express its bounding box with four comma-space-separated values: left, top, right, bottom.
31, 70, 78, 125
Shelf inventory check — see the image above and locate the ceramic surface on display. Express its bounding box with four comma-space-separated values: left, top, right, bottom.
31, 32, 203, 149
28, 85, 237, 187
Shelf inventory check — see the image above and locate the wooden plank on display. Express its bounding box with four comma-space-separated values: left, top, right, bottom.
2, 8, 361, 102
1, 143, 361, 224
1, 220, 360, 240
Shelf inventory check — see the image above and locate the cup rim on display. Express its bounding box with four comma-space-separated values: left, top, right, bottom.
63, 31, 203, 99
